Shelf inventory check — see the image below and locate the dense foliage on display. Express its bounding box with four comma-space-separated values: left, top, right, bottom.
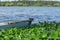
0, 21, 60, 40
0, 1, 60, 6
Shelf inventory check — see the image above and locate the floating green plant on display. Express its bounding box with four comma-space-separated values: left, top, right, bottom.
0, 21, 60, 40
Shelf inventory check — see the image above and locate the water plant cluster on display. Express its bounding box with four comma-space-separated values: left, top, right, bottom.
0, 21, 60, 40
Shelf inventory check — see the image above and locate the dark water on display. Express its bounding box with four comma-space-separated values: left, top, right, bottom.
0, 7, 60, 23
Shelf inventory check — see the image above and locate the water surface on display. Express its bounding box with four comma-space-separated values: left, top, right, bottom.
0, 7, 60, 23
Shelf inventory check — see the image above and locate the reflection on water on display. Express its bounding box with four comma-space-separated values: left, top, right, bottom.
0, 7, 60, 23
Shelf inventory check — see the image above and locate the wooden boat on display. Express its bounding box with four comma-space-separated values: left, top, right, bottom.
0, 18, 33, 29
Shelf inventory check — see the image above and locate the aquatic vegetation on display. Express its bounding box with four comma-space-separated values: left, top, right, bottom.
0, 21, 60, 40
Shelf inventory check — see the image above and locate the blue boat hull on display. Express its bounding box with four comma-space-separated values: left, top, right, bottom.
0, 21, 29, 29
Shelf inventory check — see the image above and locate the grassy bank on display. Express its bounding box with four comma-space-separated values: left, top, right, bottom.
0, 21, 60, 40
0, 1, 60, 7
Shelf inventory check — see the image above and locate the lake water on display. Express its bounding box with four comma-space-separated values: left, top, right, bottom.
0, 7, 60, 23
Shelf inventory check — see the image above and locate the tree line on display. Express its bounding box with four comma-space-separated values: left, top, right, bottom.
0, 1, 60, 6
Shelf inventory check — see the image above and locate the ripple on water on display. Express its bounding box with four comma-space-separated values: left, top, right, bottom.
0, 7, 60, 23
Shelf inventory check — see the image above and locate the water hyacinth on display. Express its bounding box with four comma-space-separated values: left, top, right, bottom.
0, 21, 60, 40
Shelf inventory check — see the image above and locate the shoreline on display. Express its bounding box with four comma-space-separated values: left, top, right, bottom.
0, 1, 60, 7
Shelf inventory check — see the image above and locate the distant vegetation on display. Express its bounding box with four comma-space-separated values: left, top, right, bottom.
0, 1, 60, 6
